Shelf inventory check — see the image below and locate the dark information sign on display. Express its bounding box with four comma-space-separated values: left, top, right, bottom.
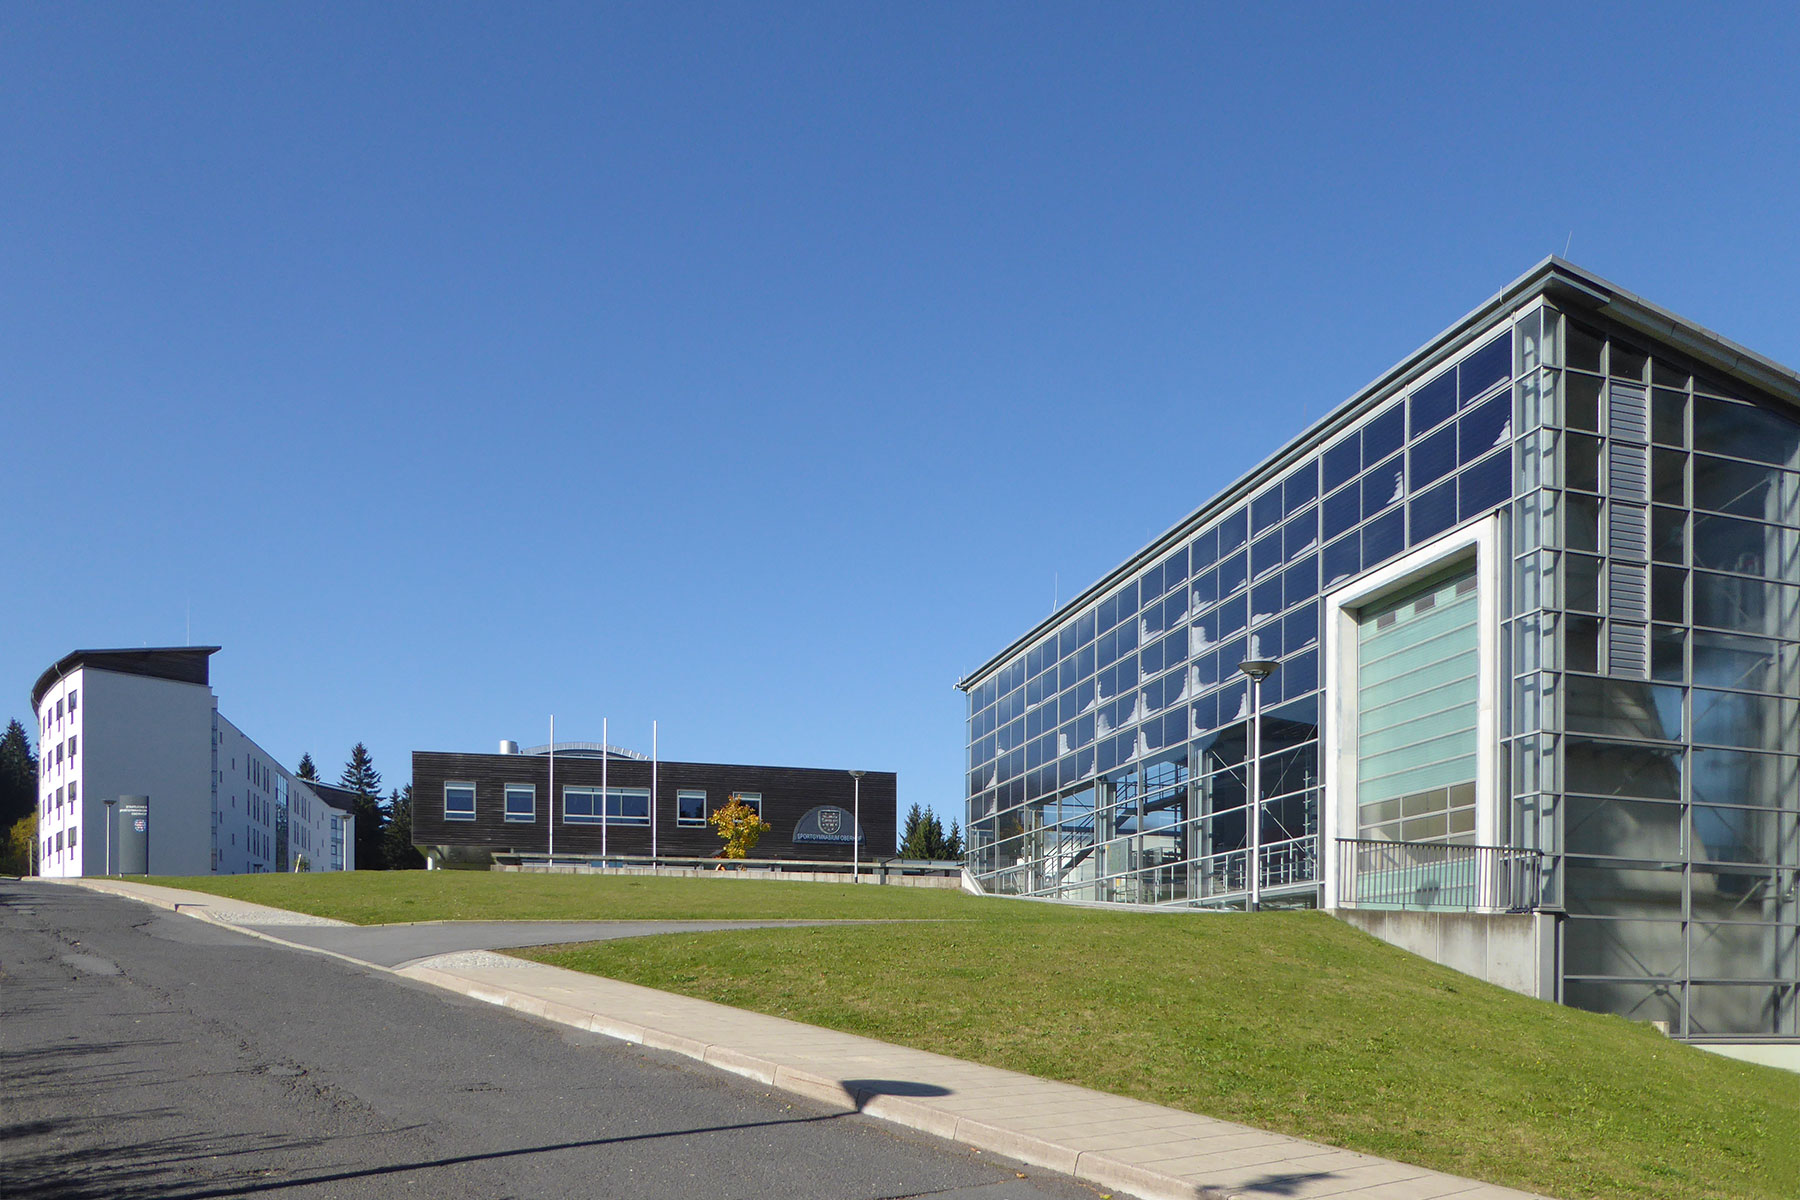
792, 805, 862, 846
117, 795, 149, 875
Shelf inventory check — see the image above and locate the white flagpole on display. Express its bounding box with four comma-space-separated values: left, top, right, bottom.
601, 715, 609, 858
651, 719, 659, 862
547, 714, 556, 865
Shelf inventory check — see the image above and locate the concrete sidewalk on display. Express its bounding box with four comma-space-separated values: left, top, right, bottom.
56, 878, 1548, 1200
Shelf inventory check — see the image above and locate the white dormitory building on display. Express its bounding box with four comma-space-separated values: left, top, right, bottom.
31, 647, 354, 876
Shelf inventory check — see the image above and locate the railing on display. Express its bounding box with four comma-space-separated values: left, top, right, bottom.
493, 852, 963, 880
1336, 838, 1545, 913
984, 834, 1323, 907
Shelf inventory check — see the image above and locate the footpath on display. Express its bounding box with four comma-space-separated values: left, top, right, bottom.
61, 877, 1549, 1200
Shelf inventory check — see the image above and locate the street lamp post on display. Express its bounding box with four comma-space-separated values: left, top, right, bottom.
104, 797, 116, 877
1237, 659, 1280, 912
848, 770, 866, 882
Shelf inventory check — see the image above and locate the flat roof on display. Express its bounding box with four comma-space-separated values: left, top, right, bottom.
32, 646, 221, 710
956, 257, 1800, 692
298, 779, 363, 815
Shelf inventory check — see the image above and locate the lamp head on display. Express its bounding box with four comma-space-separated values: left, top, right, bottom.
1237, 658, 1280, 682
848, 769, 866, 779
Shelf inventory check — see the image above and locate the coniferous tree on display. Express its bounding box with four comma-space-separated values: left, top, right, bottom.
296, 752, 317, 782
897, 803, 929, 856
898, 803, 962, 860
383, 784, 424, 869
0, 720, 38, 831
340, 744, 388, 870
339, 744, 381, 797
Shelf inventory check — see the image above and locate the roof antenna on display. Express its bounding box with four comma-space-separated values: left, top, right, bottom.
1563, 230, 1573, 259
1052, 571, 1058, 614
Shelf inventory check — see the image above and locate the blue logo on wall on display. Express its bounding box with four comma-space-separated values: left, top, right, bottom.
793, 806, 862, 845
133, 819, 147, 833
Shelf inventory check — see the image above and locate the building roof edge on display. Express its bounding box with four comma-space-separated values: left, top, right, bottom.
30, 647, 222, 711
955, 258, 1800, 693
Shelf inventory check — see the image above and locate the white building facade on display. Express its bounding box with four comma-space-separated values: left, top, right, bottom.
32, 647, 354, 877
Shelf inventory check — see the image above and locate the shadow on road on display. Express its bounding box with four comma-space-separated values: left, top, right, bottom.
0, 1115, 327, 1200
2, 1108, 857, 1199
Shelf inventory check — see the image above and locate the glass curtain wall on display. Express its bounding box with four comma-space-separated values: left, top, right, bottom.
967, 317, 1524, 909
1548, 313, 1800, 1038
966, 290, 1798, 1036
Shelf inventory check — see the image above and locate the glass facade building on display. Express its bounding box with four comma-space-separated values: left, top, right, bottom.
957, 260, 1800, 1043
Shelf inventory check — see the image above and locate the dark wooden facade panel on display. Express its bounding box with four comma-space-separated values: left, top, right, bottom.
412, 751, 897, 860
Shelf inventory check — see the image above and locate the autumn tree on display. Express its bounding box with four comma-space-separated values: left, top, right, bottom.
1, 812, 36, 876
708, 794, 770, 860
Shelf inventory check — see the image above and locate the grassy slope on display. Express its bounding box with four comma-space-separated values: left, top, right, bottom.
523, 914, 1798, 1200
168, 873, 1799, 1200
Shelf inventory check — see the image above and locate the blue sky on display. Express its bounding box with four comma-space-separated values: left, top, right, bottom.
5, 4, 1798, 837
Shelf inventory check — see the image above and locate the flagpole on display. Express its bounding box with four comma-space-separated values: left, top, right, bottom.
601, 715, 609, 858
547, 714, 555, 866
651, 719, 659, 862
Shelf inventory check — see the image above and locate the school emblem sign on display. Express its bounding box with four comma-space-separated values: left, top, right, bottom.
794, 805, 861, 845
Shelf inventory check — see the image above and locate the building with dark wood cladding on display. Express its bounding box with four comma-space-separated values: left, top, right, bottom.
412, 741, 896, 866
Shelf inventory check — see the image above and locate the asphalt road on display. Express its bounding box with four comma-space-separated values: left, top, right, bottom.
1, 881, 1097, 1200
239, 919, 861, 968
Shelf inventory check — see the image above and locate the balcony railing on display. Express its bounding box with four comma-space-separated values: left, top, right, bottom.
1335, 837, 1545, 913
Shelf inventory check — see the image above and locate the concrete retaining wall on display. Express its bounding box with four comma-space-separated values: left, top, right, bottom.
1331, 908, 1557, 1001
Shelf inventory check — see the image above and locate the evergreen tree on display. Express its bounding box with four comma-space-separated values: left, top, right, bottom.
340, 744, 388, 870
296, 752, 317, 782
0, 720, 37, 831
898, 803, 962, 860
383, 784, 424, 869
897, 803, 927, 856
339, 744, 381, 797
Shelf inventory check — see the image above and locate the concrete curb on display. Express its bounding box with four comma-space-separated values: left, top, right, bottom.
56, 878, 1550, 1200
386, 961, 1517, 1200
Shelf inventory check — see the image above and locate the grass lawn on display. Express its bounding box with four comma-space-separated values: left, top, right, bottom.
159, 869, 976, 924
168, 872, 1799, 1200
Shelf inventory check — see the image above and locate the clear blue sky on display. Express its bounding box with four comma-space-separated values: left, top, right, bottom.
6, 4, 1798, 837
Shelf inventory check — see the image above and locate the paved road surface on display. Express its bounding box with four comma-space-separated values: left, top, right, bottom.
237, 918, 863, 968
1, 880, 1096, 1200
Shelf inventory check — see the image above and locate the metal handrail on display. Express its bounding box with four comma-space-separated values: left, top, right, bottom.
1336, 837, 1544, 913
495, 851, 963, 876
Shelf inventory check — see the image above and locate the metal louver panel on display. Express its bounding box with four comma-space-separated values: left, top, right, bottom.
1606, 381, 1650, 678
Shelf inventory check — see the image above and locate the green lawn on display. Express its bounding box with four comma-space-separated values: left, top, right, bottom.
167, 872, 1799, 1200
159, 869, 976, 923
